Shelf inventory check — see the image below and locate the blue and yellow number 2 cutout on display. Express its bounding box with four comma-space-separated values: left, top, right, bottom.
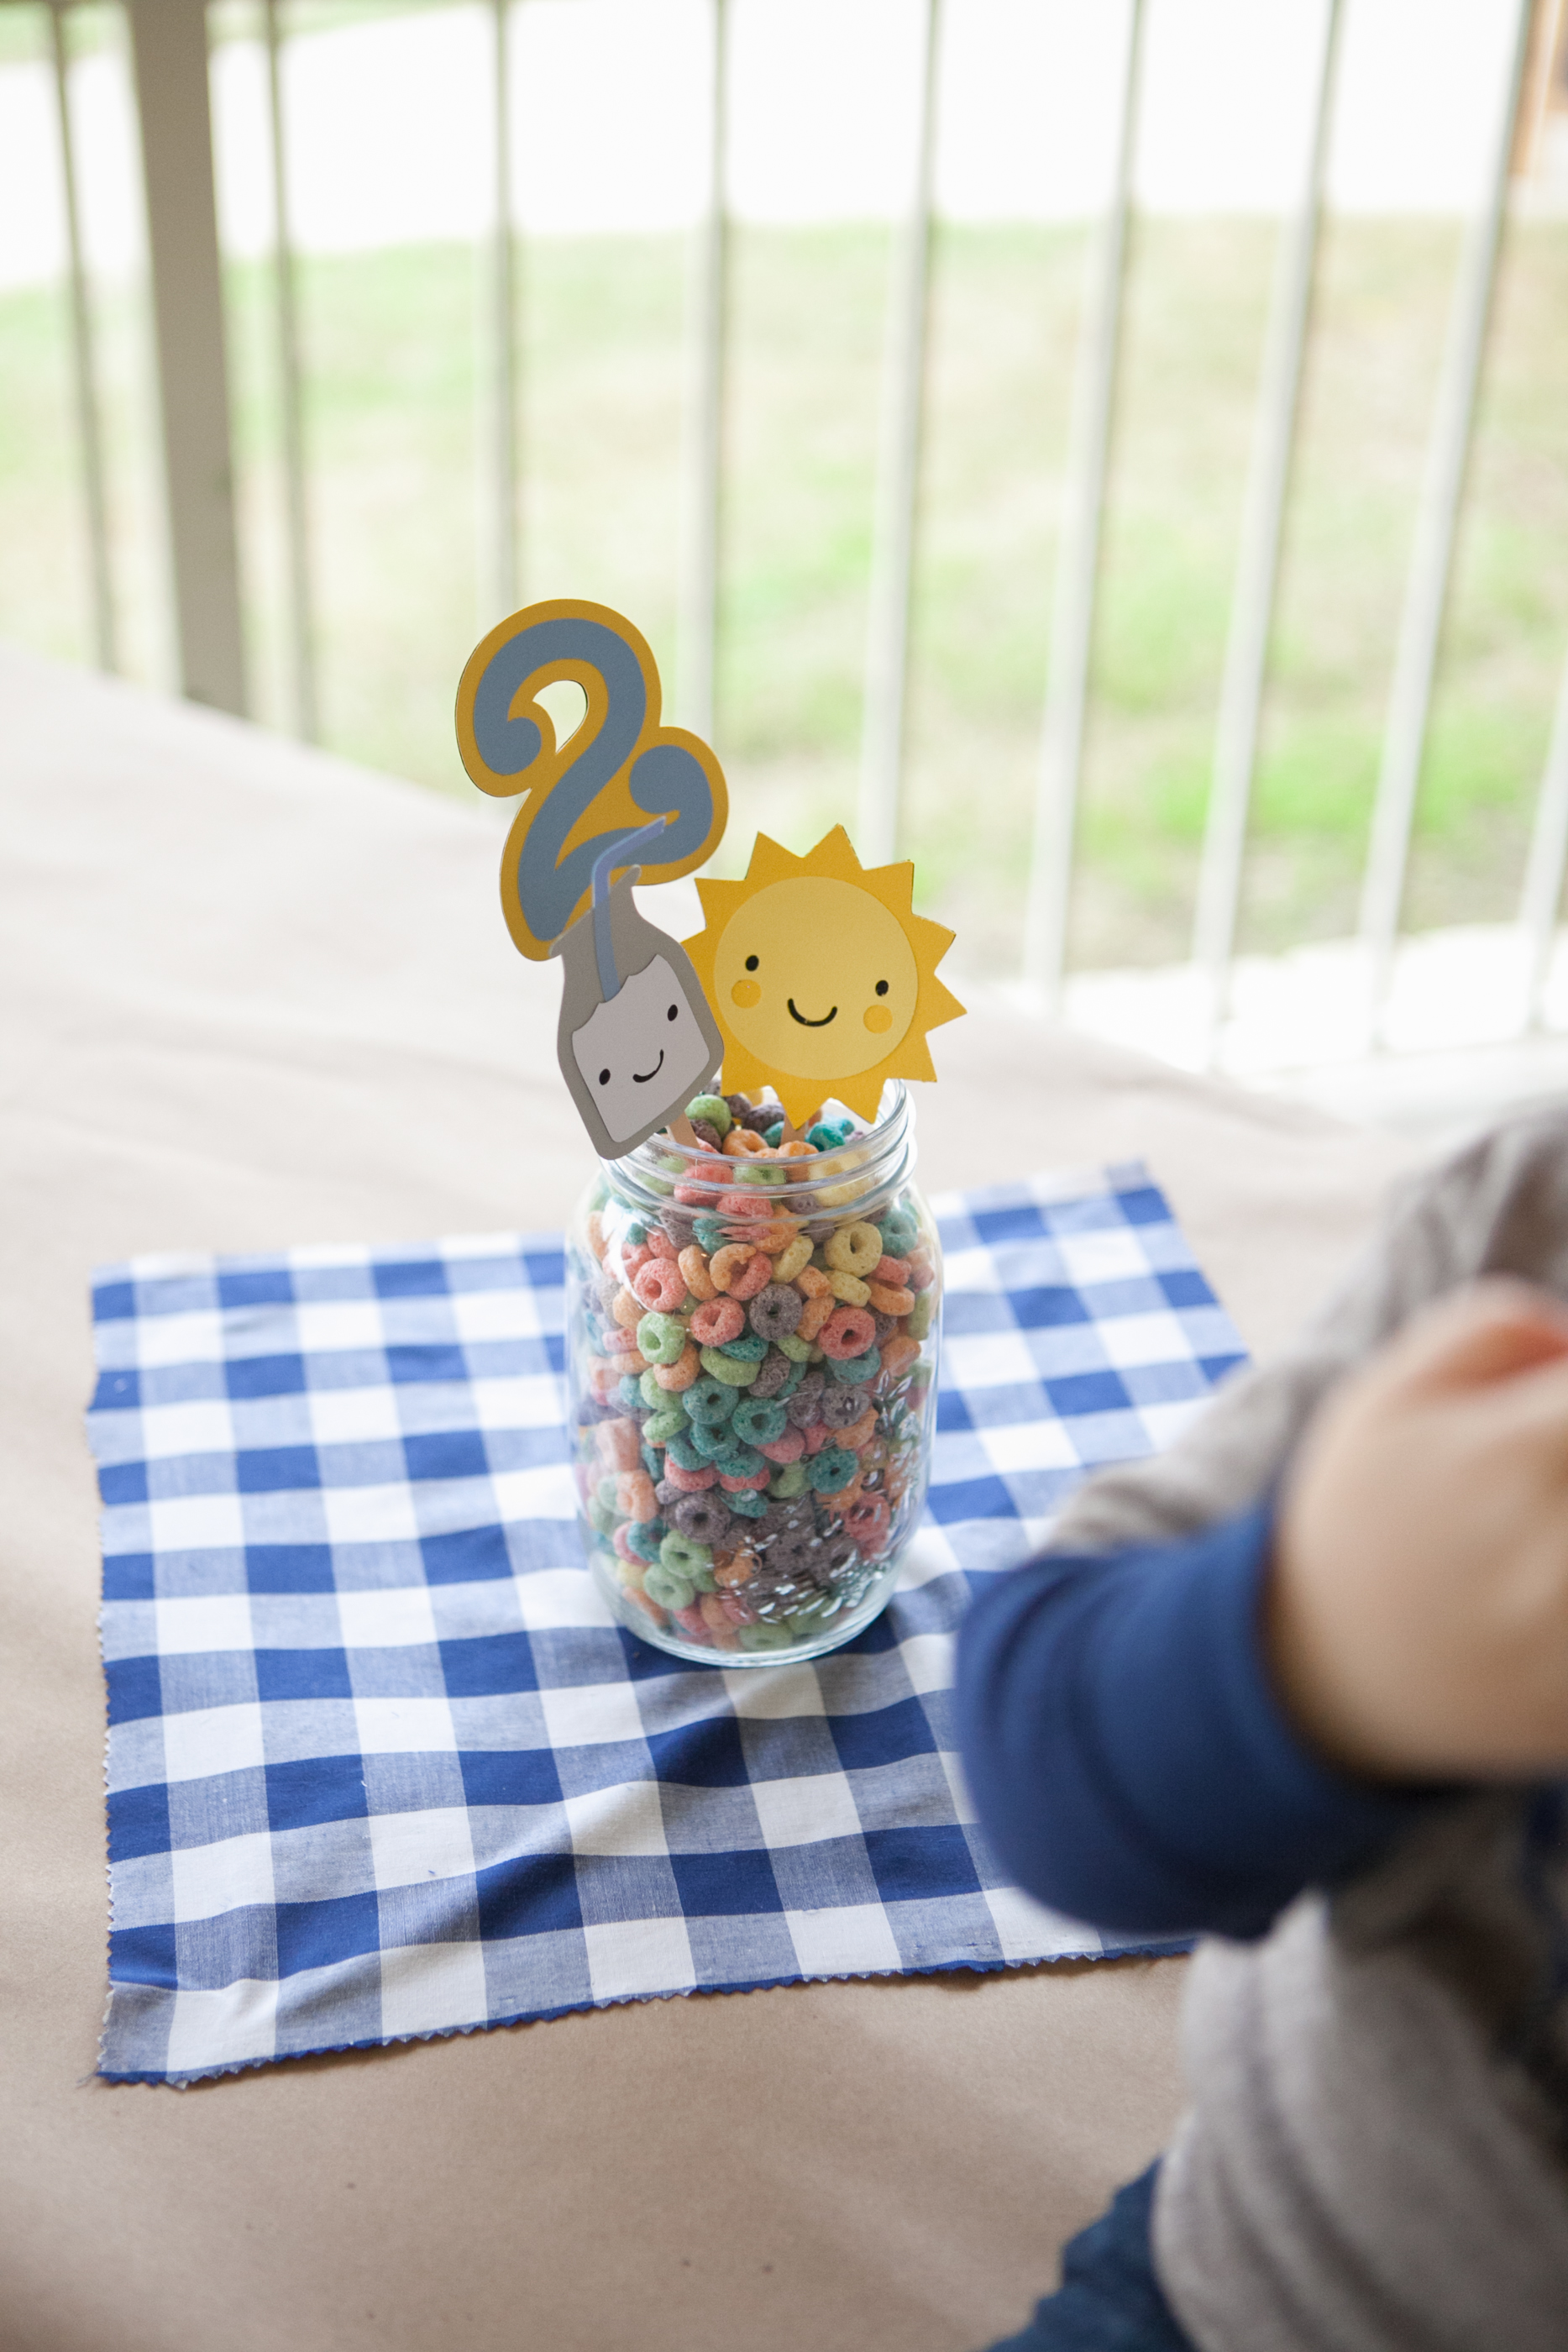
455, 599, 728, 961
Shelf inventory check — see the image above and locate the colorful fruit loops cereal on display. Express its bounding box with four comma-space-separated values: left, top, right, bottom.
567, 1089, 940, 1655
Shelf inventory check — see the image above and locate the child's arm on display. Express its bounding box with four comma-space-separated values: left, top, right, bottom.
957, 1281, 1568, 1939
955, 1503, 1421, 1939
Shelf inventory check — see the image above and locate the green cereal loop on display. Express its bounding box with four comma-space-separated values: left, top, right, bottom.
690, 1420, 732, 1459
596, 1475, 620, 1509
637, 1311, 688, 1367
686, 1093, 732, 1137
732, 1396, 786, 1446
827, 1348, 880, 1385
728, 1488, 768, 1519
683, 1376, 738, 1425
638, 1369, 663, 1408
643, 1408, 686, 1445
700, 1345, 759, 1387
688, 1560, 717, 1594
786, 1599, 836, 1637
907, 1290, 935, 1341
642, 1560, 694, 1611
776, 1331, 811, 1362
768, 1462, 808, 1499
807, 1447, 857, 1494
738, 1622, 794, 1652
587, 1175, 610, 1212
627, 1520, 667, 1563
587, 1496, 617, 1535
718, 1330, 767, 1362
715, 1440, 764, 1478
658, 1531, 712, 1578
666, 1431, 706, 1473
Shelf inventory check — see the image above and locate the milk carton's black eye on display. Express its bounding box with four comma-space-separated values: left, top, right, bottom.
875, 979, 889, 996
745, 954, 759, 971
598, 1068, 611, 1085
667, 1003, 679, 1021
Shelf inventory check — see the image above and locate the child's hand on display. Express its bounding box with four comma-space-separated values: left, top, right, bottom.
1271, 1278, 1568, 1780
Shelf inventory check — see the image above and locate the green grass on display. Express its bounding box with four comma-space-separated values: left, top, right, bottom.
4, 216, 1567, 976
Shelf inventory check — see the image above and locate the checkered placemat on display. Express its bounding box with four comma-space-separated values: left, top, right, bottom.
88, 1161, 1245, 2084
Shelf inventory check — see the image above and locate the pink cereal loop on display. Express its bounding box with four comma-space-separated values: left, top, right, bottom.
690, 1297, 745, 1347
717, 1189, 776, 1221
873, 1254, 911, 1286
633, 1259, 687, 1313
758, 1428, 805, 1464
605, 1326, 639, 1354
801, 1423, 829, 1454
718, 1467, 770, 1492
663, 1459, 717, 1492
820, 1305, 876, 1360
595, 1419, 642, 1470
621, 1243, 653, 1281
647, 1228, 680, 1263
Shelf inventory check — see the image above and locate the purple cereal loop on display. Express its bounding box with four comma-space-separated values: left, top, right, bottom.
750, 1347, 792, 1398
748, 1282, 804, 1343
670, 1490, 732, 1545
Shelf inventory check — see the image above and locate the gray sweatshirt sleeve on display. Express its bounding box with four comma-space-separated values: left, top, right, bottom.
1047, 1107, 1568, 1556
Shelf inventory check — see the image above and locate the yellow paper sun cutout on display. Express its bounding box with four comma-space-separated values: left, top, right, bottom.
682, 827, 965, 1126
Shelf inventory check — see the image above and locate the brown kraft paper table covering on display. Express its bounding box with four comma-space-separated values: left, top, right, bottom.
0, 644, 1418, 2352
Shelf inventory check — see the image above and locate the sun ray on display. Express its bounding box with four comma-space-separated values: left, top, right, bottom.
683, 828, 965, 1125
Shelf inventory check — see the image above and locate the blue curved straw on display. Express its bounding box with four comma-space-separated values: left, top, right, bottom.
590, 816, 672, 1001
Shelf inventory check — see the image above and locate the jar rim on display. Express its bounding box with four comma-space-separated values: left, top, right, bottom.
597, 1080, 916, 1227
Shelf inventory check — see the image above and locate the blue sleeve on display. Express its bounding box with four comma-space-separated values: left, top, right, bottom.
955, 1503, 1426, 1940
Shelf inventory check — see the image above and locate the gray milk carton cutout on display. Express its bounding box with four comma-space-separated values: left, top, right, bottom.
552, 868, 723, 1160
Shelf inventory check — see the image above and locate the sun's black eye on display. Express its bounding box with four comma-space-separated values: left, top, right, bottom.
598, 1068, 611, 1084
875, 979, 889, 996
667, 1003, 679, 1021
745, 954, 759, 972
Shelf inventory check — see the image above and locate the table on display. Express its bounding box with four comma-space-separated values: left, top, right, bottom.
0, 644, 1416, 2352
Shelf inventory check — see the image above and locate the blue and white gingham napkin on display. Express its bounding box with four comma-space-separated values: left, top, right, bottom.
88, 1162, 1245, 2084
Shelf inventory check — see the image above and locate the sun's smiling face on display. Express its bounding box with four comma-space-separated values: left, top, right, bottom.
714, 877, 920, 1082
684, 827, 964, 1124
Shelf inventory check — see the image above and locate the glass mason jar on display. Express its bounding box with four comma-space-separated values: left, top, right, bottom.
564, 1082, 941, 1664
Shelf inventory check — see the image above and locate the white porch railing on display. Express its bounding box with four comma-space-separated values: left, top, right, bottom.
11, 0, 1568, 1092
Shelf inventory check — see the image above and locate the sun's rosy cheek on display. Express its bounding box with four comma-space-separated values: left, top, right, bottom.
731, 978, 761, 1009
863, 1003, 893, 1033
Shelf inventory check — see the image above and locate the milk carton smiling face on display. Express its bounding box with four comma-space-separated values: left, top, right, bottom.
569, 955, 715, 1150
552, 872, 726, 1158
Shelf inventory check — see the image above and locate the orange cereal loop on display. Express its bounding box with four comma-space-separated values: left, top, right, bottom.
867, 1282, 915, 1317
679, 1245, 717, 1301
616, 1471, 658, 1522
715, 1551, 758, 1586
611, 1288, 642, 1329
878, 1334, 920, 1382
654, 1341, 701, 1391
699, 1592, 732, 1633
626, 1586, 666, 1625
709, 1243, 756, 1294
749, 1220, 798, 1255
797, 1291, 835, 1342
596, 1418, 642, 1471
795, 1264, 831, 1299
722, 1127, 768, 1158
775, 1140, 815, 1161
585, 1212, 607, 1262
842, 1405, 878, 1452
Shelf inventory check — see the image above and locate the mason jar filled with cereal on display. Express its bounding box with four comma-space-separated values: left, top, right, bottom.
564, 1081, 941, 1663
